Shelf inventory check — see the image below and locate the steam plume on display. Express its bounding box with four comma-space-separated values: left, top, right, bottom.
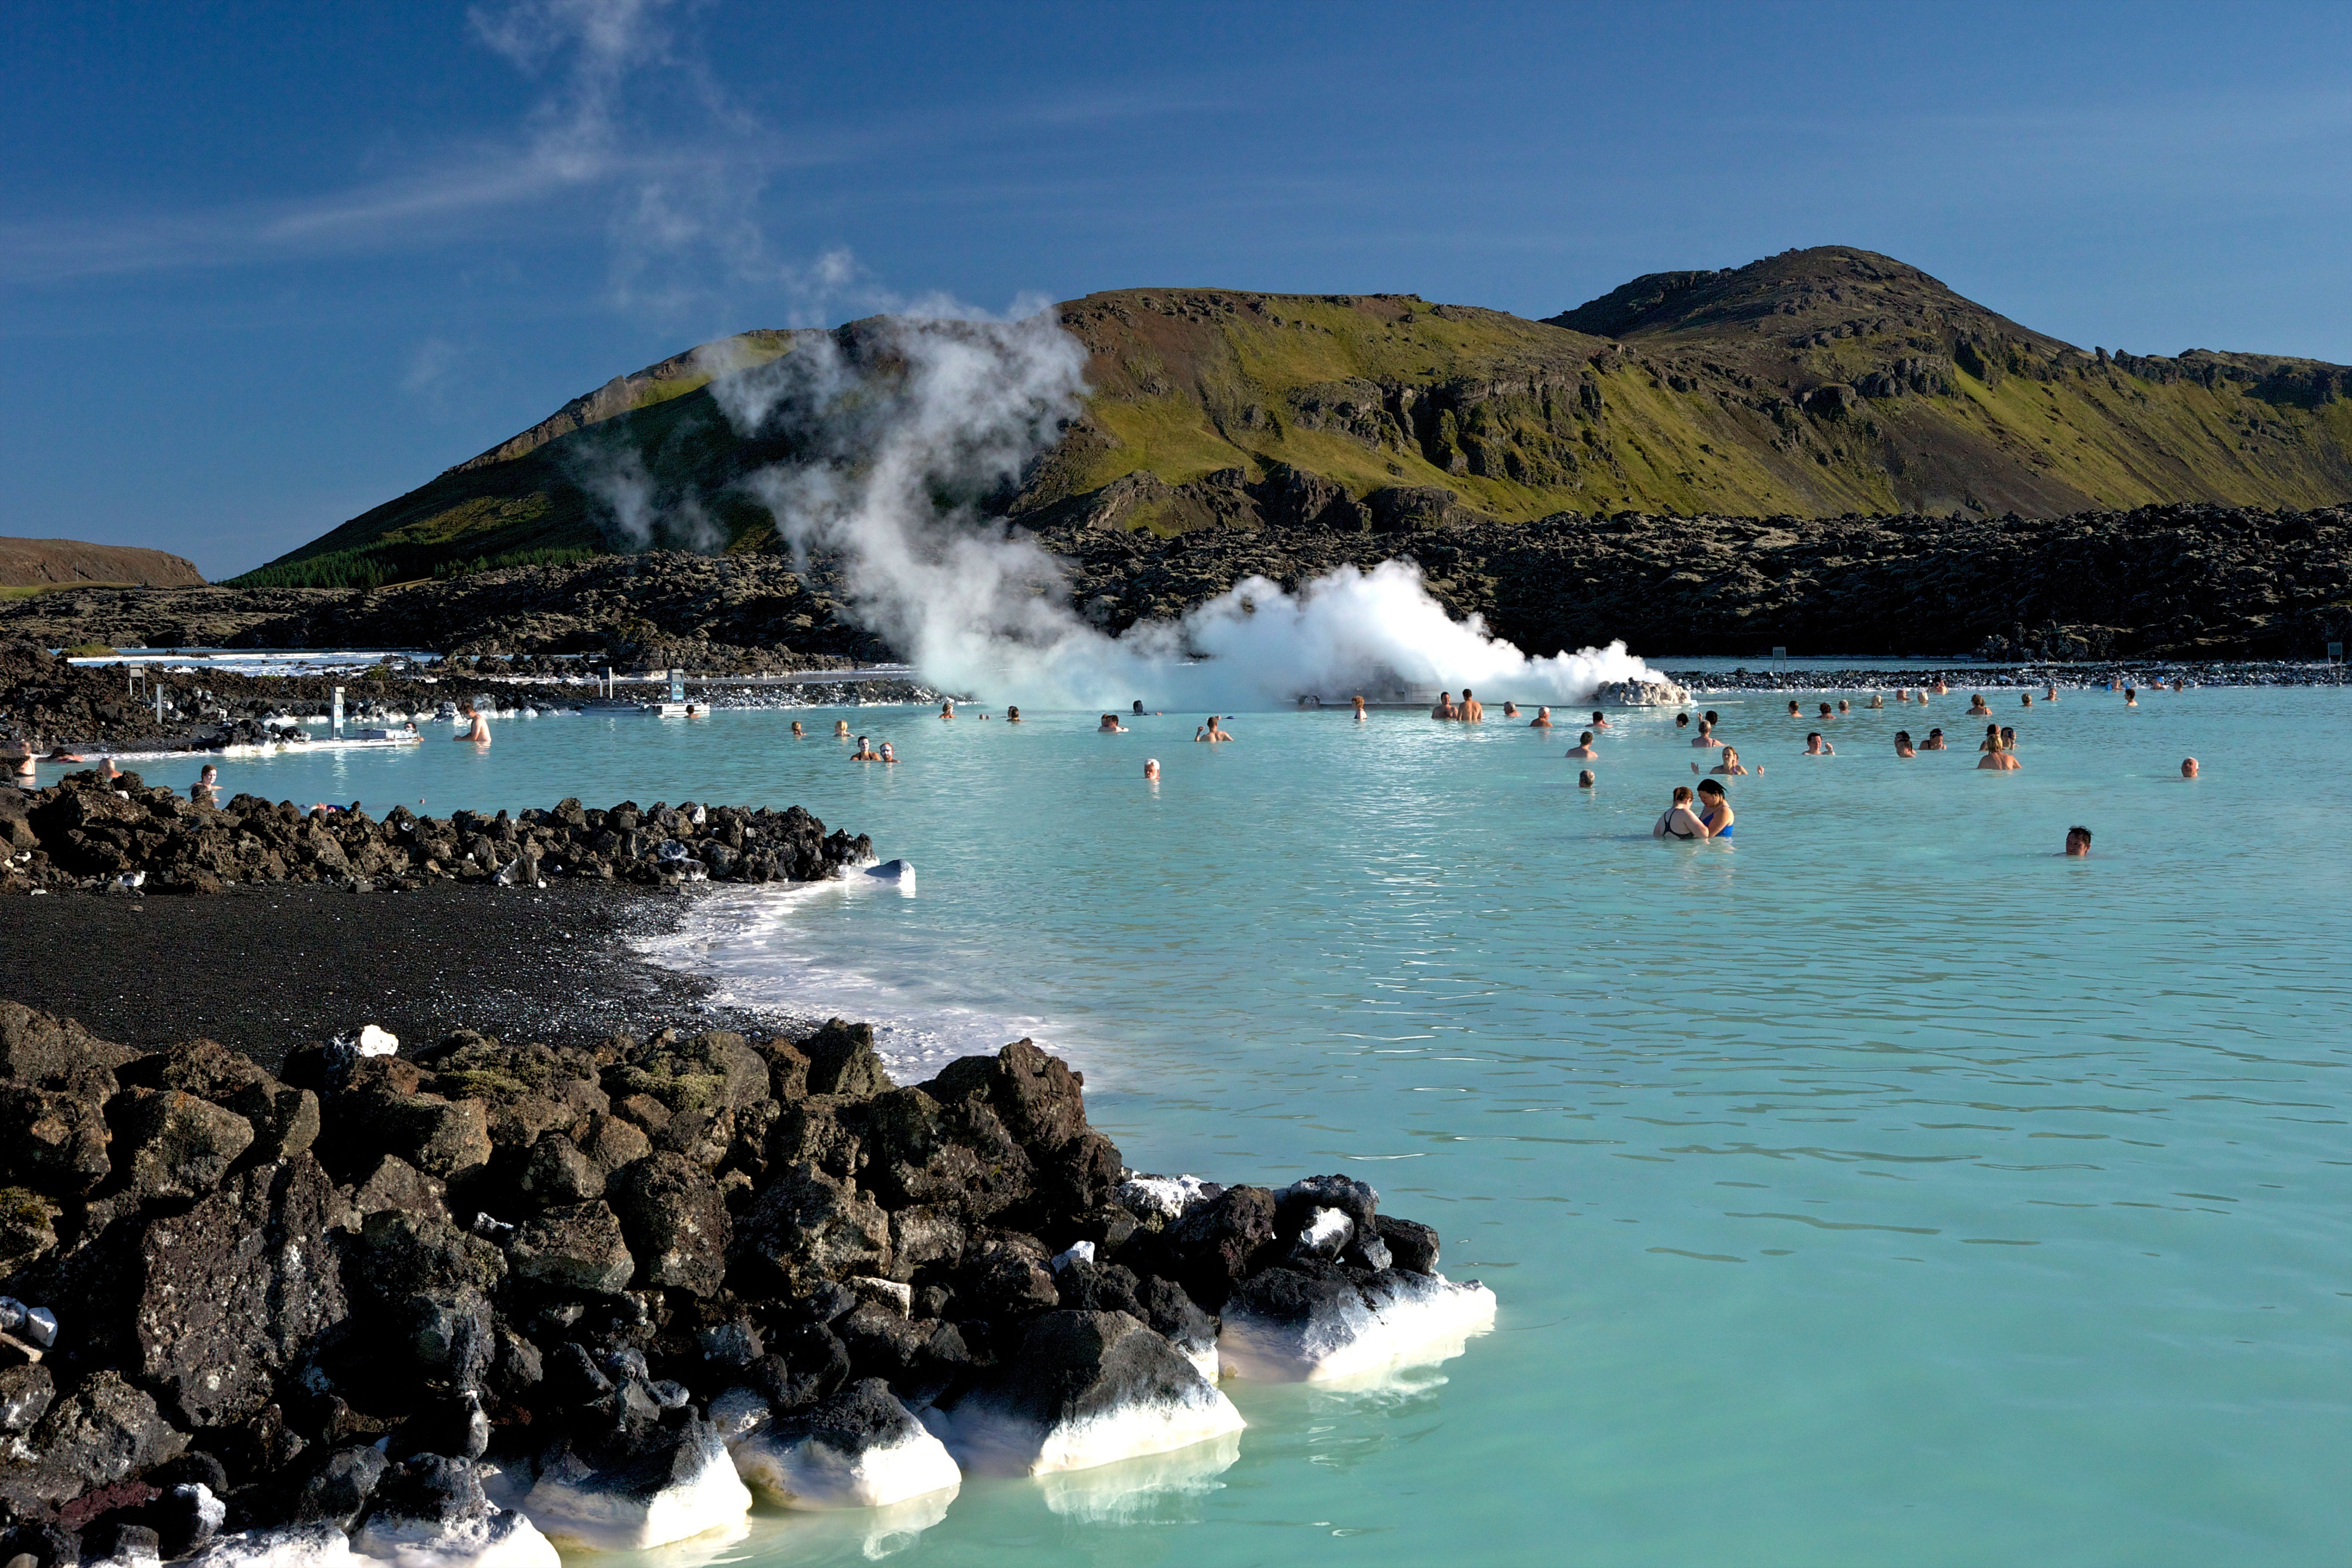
720, 313, 1658, 708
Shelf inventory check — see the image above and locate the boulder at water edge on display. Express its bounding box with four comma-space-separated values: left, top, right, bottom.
923, 1310, 1244, 1477
729, 1378, 960, 1510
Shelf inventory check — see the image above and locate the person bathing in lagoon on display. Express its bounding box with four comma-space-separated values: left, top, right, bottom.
2044, 684, 2058, 702
1896, 687, 1911, 703
453, 703, 490, 744
1695, 778, 1735, 837
1098, 713, 1128, 732
1460, 688, 1484, 722
1674, 712, 1690, 733
1145, 758, 1161, 782
1578, 769, 1596, 789
1501, 701, 1520, 719
1006, 706, 1021, 723
1967, 693, 1992, 716
1692, 720, 1719, 749
1531, 706, 1554, 728
940, 700, 955, 720
790, 720, 804, 737
1704, 710, 1722, 730
1933, 678, 1950, 695
1653, 785, 1707, 839
851, 736, 881, 760
1999, 725, 2018, 752
1787, 700, 1802, 719
1836, 699, 1851, 715
191, 764, 220, 805
879, 743, 898, 764
1565, 731, 1601, 760
1894, 730, 1917, 758
1979, 724, 2002, 754
2021, 692, 2034, 707
2181, 757, 2200, 779
4, 744, 36, 792
1351, 695, 1367, 721
1695, 746, 1756, 777
1818, 702, 1835, 723
1804, 732, 1834, 756
1590, 710, 1611, 730
2125, 687, 2139, 706
1977, 741, 2021, 771
2064, 825, 2092, 857
1196, 716, 1233, 743
1431, 691, 1458, 720
835, 719, 851, 737
1923, 728, 1947, 750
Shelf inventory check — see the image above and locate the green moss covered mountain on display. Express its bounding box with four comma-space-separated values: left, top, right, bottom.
235, 247, 2352, 586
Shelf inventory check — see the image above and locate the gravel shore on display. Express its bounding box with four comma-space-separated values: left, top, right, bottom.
0, 881, 777, 1070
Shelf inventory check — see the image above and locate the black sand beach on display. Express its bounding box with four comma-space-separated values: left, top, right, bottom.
0, 881, 779, 1069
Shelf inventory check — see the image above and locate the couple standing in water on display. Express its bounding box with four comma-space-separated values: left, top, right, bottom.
1654, 780, 1734, 840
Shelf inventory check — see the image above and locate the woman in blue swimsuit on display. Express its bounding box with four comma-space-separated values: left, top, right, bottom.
1695, 778, 1735, 838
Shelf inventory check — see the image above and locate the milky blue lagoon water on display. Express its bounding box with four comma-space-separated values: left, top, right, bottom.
49, 686, 2352, 1565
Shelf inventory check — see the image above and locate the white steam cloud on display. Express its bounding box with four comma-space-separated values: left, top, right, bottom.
713, 312, 1657, 710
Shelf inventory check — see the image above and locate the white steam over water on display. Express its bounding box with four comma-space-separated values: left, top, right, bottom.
710, 311, 1657, 708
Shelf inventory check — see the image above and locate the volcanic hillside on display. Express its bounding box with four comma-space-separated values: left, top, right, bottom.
238, 246, 2352, 587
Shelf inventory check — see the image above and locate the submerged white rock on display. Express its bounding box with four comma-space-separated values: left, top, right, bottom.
351, 1507, 558, 1568
184, 1525, 359, 1568
514, 1425, 752, 1552
925, 1310, 1245, 1478
1035, 1429, 1243, 1525
731, 1381, 960, 1511
1217, 1267, 1497, 1383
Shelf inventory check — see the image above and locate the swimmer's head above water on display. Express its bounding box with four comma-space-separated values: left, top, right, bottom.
1145, 758, 1160, 781
2181, 757, 2199, 778
2065, 825, 2092, 857
1578, 769, 1595, 788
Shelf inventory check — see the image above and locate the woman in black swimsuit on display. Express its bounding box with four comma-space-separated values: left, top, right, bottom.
1653, 785, 1707, 840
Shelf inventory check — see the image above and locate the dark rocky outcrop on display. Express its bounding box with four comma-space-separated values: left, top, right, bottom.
0, 1003, 1480, 1560
0, 775, 872, 897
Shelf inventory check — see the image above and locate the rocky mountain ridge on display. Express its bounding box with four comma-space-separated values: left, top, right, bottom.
236, 247, 2352, 589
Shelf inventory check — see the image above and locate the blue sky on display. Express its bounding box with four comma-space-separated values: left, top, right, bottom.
5, 0, 2349, 578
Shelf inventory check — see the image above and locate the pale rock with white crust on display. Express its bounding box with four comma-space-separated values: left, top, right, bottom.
729, 1378, 960, 1510
924, 1310, 1244, 1477
1216, 1265, 1497, 1383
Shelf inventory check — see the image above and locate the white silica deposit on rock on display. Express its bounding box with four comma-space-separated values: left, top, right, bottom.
925, 1310, 1245, 1478
1218, 1267, 1498, 1383
1112, 1173, 1214, 1224
730, 1379, 962, 1510
183, 1526, 361, 1568
1592, 676, 1692, 706
351, 1507, 560, 1568
513, 1429, 752, 1552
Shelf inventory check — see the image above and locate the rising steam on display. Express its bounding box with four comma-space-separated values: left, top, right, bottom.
711, 312, 1658, 709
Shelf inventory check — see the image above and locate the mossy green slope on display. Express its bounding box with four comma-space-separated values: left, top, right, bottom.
241, 248, 2352, 584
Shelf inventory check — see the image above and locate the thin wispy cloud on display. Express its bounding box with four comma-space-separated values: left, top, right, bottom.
0, 2, 1199, 304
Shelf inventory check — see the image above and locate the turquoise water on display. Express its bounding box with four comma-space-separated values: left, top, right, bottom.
67, 689, 2352, 1565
